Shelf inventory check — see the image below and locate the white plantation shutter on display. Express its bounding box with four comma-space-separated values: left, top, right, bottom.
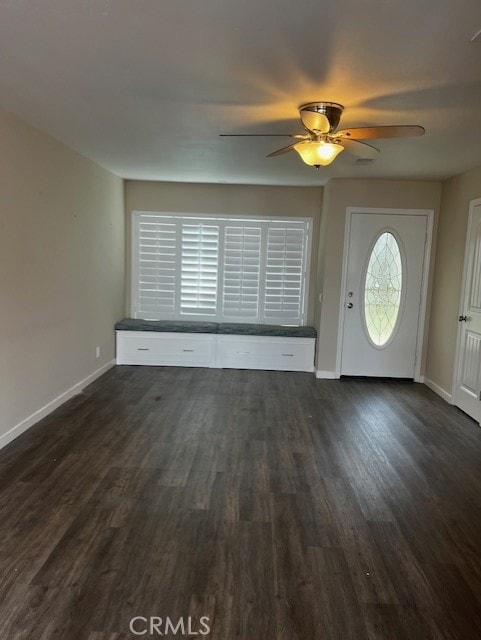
132, 213, 311, 324
180, 223, 219, 316
264, 223, 307, 324
134, 215, 177, 318
222, 224, 262, 320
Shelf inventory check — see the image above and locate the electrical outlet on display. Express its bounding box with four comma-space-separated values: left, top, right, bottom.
95, 346, 100, 359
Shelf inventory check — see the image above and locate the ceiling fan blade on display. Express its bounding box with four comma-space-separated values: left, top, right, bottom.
335, 125, 425, 140
337, 138, 379, 159
267, 143, 297, 157
219, 133, 305, 138
300, 110, 330, 134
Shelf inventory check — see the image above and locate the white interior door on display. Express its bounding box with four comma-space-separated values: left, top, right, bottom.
340, 212, 428, 378
454, 199, 481, 422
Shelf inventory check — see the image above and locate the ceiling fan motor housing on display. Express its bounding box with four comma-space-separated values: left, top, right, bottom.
299, 102, 344, 132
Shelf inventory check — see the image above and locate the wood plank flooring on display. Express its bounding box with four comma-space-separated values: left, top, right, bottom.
1, 366, 481, 639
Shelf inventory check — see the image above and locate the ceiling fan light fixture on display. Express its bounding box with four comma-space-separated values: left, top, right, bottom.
293, 140, 344, 167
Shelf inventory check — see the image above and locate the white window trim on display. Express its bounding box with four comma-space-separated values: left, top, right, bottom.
131, 211, 312, 326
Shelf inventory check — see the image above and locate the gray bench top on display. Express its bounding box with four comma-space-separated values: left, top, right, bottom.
115, 318, 317, 338
114, 318, 219, 333
217, 323, 317, 338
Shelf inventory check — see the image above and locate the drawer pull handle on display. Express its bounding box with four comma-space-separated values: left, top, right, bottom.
282, 353, 294, 357
137, 348, 150, 351
182, 349, 195, 352
236, 351, 250, 355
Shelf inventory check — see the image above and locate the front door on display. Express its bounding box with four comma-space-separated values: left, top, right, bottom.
454, 199, 481, 422
340, 211, 429, 378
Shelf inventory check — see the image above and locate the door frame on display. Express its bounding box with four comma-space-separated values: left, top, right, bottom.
452, 196, 481, 410
335, 207, 435, 381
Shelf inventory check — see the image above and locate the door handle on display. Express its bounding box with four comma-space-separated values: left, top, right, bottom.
346, 302, 354, 309
458, 315, 468, 322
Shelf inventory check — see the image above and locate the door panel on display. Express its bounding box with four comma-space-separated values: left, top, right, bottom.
340, 213, 428, 378
461, 332, 481, 395
455, 201, 481, 421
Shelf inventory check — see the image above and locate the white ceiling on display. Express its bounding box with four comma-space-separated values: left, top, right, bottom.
1, 0, 481, 186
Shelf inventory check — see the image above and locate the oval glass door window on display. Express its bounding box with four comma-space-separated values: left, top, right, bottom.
364, 231, 403, 346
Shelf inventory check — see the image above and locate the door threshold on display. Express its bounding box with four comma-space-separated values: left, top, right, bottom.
340, 375, 414, 383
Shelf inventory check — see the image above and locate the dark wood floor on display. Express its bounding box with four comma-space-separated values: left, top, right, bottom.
1, 367, 481, 639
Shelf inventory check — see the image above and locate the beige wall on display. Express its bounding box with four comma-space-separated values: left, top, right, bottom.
316, 178, 442, 374
425, 165, 481, 394
0, 107, 125, 443
125, 180, 323, 324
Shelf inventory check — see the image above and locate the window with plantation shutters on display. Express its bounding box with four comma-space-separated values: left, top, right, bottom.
222, 224, 262, 320
134, 215, 177, 318
264, 224, 307, 324
132, 212, 311, 325
181, 223, 219, 316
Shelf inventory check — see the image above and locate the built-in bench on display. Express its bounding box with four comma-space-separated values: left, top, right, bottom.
115, 319, 317, 372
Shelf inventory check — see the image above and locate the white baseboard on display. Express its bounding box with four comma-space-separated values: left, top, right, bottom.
0, 359, 116, 451
315, 370, 338, 379
423, 376, 454, 404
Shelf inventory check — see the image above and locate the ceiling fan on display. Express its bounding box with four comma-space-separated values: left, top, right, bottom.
220, 102, 425, 168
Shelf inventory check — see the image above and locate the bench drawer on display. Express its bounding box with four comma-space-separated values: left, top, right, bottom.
216, 335, 315, 372
116, 331, 216, 367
